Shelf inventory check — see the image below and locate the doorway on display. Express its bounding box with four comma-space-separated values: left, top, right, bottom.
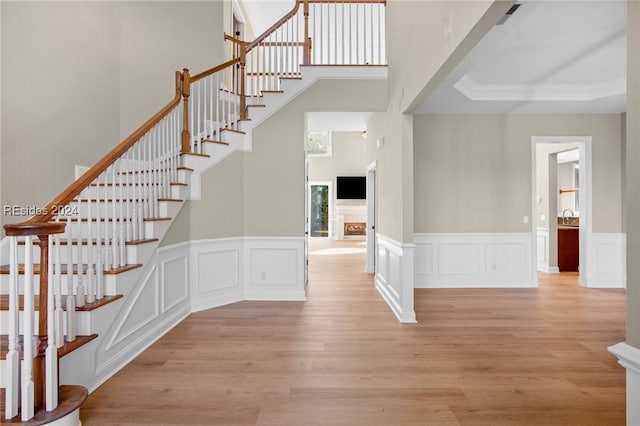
308, 181, 332, 238
531, 136, 592, 287
366, 161, 377, 274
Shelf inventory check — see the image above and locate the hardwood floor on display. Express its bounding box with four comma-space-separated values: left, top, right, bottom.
81, 239, 626, 425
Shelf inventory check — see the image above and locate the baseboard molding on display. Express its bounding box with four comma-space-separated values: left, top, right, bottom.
608, 342, 640, 425
584, 233, 626, 288
414, 233, 536, 288
375, 234, 416, 323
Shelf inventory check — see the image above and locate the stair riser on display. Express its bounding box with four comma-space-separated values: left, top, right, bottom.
0, 310, 95, 336
66, 200, 174, 218
13, 242, 148, 268
1, 273, 121, 297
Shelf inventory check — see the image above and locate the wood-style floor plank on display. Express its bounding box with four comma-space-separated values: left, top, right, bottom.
81, 239, 625, 425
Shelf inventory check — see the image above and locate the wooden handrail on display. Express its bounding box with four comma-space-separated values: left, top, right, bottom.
25, 71, 183, 225
4, 221, 66, 236
190, 57, 241, 82
246, 1, 303, 51
224, 33, 244, 45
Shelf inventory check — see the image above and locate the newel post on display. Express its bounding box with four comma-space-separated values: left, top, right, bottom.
240, 43, 247, 120
181, 68, 191, 153
303, 0, 310, 64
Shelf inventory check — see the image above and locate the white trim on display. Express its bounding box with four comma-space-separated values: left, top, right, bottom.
415, 233, 535, 288
531, 136, 592, 287
375, 234, 416, 323
609, 342, 640, 425
454, 75, 626, 102
366, 161, 377, 275
537, 227, 559, 273
586, 233, 626, 288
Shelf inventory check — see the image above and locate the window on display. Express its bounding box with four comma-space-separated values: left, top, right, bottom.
306, 131, 332, 157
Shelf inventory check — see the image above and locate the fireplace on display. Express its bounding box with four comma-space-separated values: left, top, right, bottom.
344, 222, 366, 236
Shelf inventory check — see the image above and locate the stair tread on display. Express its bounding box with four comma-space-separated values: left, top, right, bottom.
0, 385, 88, 425
19, 238, 159, 246
201, 139, 230, 146
0, 263, 143, 275
0, 334, 98, 361
71, 198, 182, 203
0, 295, 123, 312
180, 152, 210, 158
53, 216, 171, 222
220, 128, 246, 135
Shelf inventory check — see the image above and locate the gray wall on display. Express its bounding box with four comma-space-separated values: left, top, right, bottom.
414, 114, 623, 233
626, 2, 640, 347
1, 1, 225, 240
1, 1, 121, 228
308, 131, 368, 182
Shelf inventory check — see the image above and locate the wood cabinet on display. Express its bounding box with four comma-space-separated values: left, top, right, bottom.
558, 228, 579, 272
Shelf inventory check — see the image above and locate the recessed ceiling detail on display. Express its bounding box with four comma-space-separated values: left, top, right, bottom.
454, 75, 626, 102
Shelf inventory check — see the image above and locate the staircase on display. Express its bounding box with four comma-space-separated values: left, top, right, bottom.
0, 0, 386, 423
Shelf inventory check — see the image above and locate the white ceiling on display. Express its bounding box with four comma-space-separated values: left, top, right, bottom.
417, 1, 627, 114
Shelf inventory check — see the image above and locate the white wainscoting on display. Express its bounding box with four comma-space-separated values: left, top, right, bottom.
609, 342, 640, 425
584, 233, 626, 288
537, 227, 559, 273
414, 233, 535, 288
190, 238, 243, 311
92, 242, 191, 391
243, 237, 306, 301
375, 234, 416, 323
190, 237, 306, 310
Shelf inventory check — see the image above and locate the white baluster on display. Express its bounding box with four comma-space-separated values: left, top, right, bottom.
46, 236, 58, 411
87, 260, 96, 304
112, 232, 119, 270
96, 251, 104, 300
119, 226, 126, 268
54, 236, 64, 348
21, 235, 35, 421
66, 222, 75, 342
5, 236, 19, 419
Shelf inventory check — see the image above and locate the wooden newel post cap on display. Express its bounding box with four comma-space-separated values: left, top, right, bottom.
4, 221, 66, 237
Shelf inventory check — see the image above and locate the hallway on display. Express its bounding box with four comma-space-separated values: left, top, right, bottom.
81, 239, 625, 425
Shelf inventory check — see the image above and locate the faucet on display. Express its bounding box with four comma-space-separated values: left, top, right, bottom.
562, 209, 575, 225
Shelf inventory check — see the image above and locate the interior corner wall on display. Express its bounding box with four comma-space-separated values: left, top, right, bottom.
413, 114, 623, 234
365, 110, 413, 243
243, 79, 386, 237
119, 1, 225, 139
1, 1, 121, 228
188, 152, 245, 240
385, 0, 508, 112
626, 2, 640, 347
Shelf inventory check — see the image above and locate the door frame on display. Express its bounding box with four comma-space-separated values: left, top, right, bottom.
531, 136, 592, 287
366, 161, 377, 274
308, 180, 333, 239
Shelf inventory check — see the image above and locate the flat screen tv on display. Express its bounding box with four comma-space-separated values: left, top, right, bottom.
336, 176, 366, 199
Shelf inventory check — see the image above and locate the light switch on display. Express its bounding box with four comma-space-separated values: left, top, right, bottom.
523, 216, 529, 224
540, 214, 546, 221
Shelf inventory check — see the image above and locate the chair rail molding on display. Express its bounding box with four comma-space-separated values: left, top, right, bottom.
609, 342, 640, 426
375, 234, 416, 323
414, 233, 535, 288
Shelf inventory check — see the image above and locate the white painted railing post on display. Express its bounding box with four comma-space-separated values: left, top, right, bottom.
5, 236, 20, 420
21, 235, 35, 421
46, 236, 59, 411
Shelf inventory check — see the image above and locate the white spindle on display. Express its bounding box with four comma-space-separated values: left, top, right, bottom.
5, 236, 19, 419
208, 75, 214, 141
349, 3, 353, 64
54, 235, 64, 348
46, 236, 58, 411
356, 3, 359, 63
377, 4, 382, 64
320, 3, 324, 64
21, 235, 35, 421
119, 226, 126, 268
77, 195, 86, 308
65, 221, 75, 342
341, 3, 345, 64
334, 2, 338, 64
